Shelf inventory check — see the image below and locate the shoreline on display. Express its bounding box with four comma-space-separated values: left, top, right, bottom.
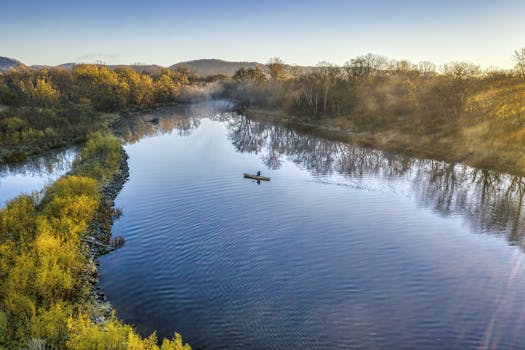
240, 106, 525, 178
84, 146, 130, 322
0, 101, 187, 165
0, 131, 191, 348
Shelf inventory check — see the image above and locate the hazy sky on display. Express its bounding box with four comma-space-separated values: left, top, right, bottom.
1, 0, 524, 68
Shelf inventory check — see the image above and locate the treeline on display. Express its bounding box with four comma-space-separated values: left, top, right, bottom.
0, 64, 193, 111
225, 51, 525, 174
0, 132, 191, 350
0, 64, 194, 162
227, 52, 525, 120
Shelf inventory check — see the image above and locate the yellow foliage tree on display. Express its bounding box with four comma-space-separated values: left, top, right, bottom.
17, 70, 59, 107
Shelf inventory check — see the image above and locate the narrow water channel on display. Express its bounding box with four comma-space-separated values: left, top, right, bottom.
0, 147, 78, 208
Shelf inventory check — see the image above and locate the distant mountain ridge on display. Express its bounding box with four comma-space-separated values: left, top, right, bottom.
0, 56, 170, 75
0, 56, 309, 77
171, 59, 262, 77
0, 56, 24, 72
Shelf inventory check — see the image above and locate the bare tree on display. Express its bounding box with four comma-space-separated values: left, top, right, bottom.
439, 62, 481, 118
418, 61, 437, 78
441, 61, 481, 80
388, 59, 418, 75
288, 65, 303, 79
344, 53, 388, 81
266, 57, 287, 80
514, 48, 525, 77
315, 62, 340, 117
483, 66, 511, 79
132, 61, 147, 74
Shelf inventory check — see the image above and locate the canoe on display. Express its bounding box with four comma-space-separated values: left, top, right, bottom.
244, 173, 270, 181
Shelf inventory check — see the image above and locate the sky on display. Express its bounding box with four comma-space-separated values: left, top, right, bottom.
1, 0, 524, 68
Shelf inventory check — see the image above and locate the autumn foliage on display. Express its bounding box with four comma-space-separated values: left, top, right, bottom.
0, 64, 193, 163
0, 133, 190, 349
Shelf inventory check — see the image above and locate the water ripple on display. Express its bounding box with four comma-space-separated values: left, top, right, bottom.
99, 107, 525, 350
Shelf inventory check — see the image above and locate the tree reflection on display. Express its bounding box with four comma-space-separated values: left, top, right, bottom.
0, 147, 78, 179
114, 100, 232, 143
226, 114, 525, 248
414, 164, 525, 245
114, 111, 201, 144
107, 101, 525, 250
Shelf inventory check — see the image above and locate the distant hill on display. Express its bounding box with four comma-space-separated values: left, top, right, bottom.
109, 64, 166, 75
1, 60, 165, 74
55, 62, 76, 70
0, 56, 24, 73
0, 56, 314, 77
171, 59, 262, 77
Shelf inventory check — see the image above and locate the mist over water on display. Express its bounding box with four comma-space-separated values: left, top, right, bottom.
93, 100, 525, 349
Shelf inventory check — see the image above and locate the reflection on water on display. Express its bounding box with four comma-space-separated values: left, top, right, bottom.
0, 147, 78, 207
99, 101, 525, 349
116, 104, 525, 248
114, 101, 233, 144
225, 116, 525, 247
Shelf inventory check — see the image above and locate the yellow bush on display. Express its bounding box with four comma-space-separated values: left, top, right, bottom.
33, 223, 87, 303
0, 132, 191, 349
0, 310, 6, 344
42, 194, 98, 239
75, 132, 122, 182
44, 176, 100, 202
0, 195, 37, 247
31, 302, 72, 347
160, 333, 192, 350
67, 314, 190, 350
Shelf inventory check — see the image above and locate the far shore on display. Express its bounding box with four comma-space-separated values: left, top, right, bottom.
240, 107, 525, 178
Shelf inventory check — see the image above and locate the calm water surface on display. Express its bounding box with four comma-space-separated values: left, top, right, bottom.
0, 147, 78, 207
99, 101, 525, 349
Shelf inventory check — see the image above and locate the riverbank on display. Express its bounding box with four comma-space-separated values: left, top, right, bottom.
0, 99, 207, 164
85, 146, 129, 313
0, 132, 190, 349
240, 107, 525, 177
0, 105, 121, 163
